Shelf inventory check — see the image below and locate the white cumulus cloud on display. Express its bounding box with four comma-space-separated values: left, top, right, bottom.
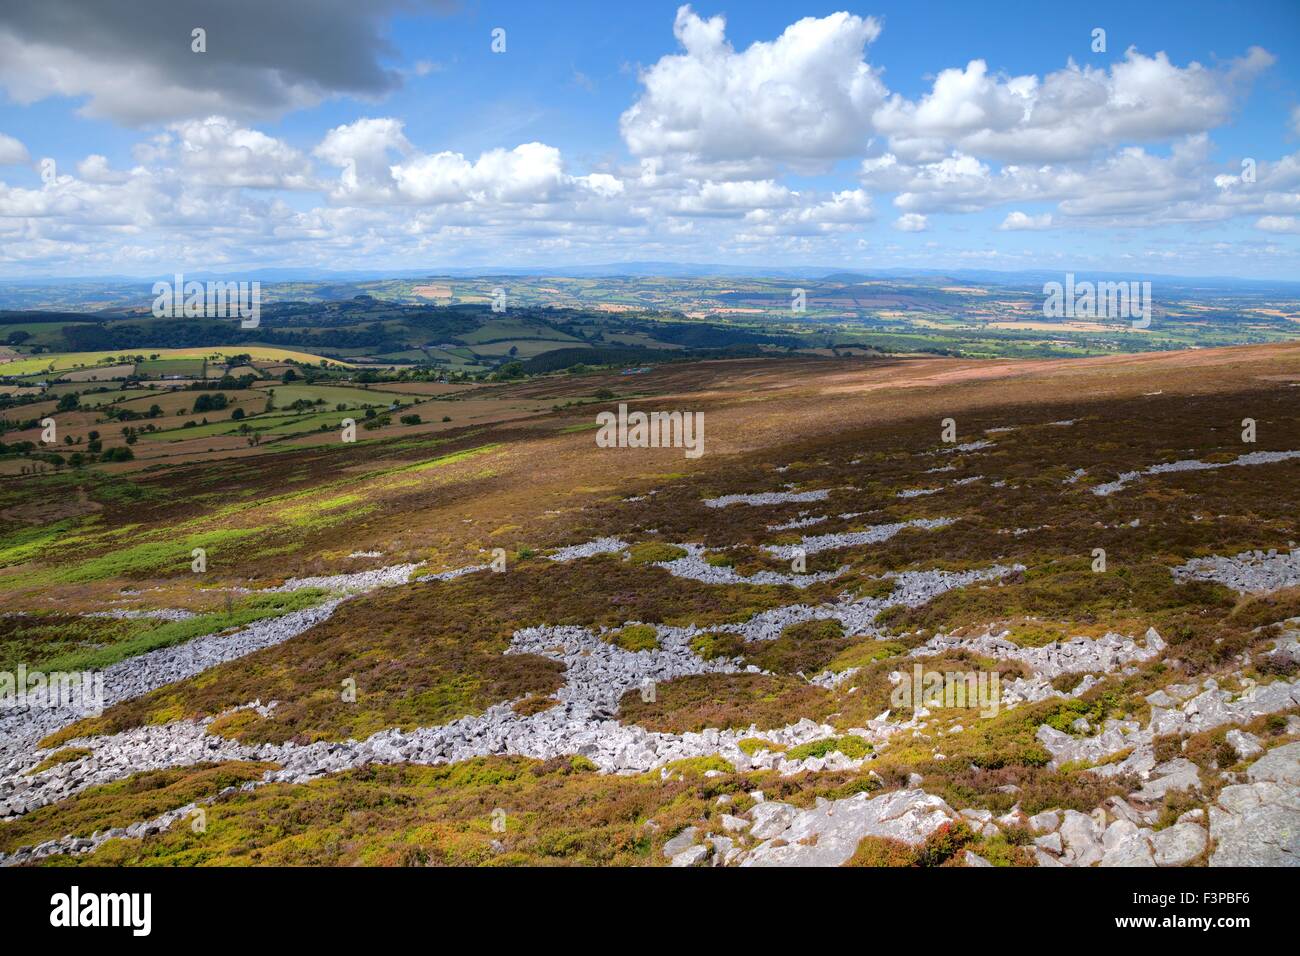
874, 47, 1275, 163
1000, 211, 1053, 230
171, 116, 314, 189
621, 5, 885, 170
1256, 215, 1300, 233
0, 132, 29, 165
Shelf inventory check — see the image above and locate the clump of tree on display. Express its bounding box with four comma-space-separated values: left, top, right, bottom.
491, 361, 525, 381
193, 392, 229, 413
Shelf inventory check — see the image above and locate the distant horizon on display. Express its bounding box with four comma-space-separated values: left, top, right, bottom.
4, 263, 1300, 291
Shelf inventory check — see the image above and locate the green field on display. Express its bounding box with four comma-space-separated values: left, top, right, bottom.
141, 409, 338, 441
265, 383, 419, 408
0, 346, 351, 378
135, 358, 205, 377
459, 317, 580, 345
470, 339, 590, 358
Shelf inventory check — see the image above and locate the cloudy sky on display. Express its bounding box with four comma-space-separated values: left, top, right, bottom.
1, 0, 1298, 278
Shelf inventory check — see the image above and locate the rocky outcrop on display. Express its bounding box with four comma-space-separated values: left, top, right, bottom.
653, 542, 847, 588
912, 627, 1165, 679
1173, 548, 1300, 594
1, 799, 209, 867
738, 789, 958, 867
1091, 450, 1300, 496
1036, 677, 1300, 775
1209, 742, 1300, 867
270, 565, 421, 592
0, 600, 342, 773
544, 538, 629, 562
2, 559, 1025, 823
704, 489, 832, 508
762, 518, 954, 560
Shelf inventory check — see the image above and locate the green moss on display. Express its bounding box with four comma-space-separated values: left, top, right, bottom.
736, 737, 785, 756
627, 542, 688, 565
1042, 692, 1134, 735
1004, 623, 1069, 648
1059, 747, 1132, 775
785, 735, 873, 761
206, 709, 263, 738
971, 832, 1034, 866
827, 639, 908, 672
1, 612, 141, 673
853, 577, 897, 601
664, 755, 734, 776
604, 624, 659, 652
689, 631, 745, 661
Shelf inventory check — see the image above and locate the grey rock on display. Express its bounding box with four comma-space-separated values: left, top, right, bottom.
1149, 822, 1207, 866
1225, 729, 1263, 761
1028, 810, 1060, 832
1058, 809, 1103, 867
748, 802, 797, 840
662, 826, 699, 859
1246, 740, 1300, 785
1173, 547, 1300, 594
708, 835, 735, 866
741, 789, 956, 867
1101, 829, 1156, 867
1102, 819, 1139, 850
914, 627, 1163, 682
1134, 758, 1201, 802
1034, 832, 1063, 854
1208, 780, 1300, 866
670, 844, 710, 867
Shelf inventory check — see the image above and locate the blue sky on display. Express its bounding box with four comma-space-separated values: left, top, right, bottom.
0, 0, 1298, 277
